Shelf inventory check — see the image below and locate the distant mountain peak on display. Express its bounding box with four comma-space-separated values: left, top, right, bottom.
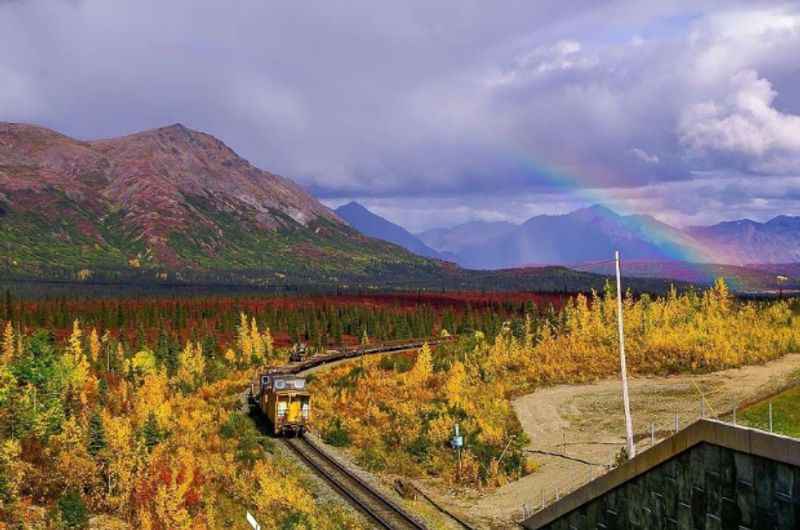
337, 200, 368, 212
334, 201, 443, 260
567, 204, 620, 222
766, 214, 800, 226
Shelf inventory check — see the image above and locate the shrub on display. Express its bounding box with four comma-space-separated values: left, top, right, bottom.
356, 446, 387, 472
322, 417, 350, 447
58, 489, 88, 529
406, 435, 431, 463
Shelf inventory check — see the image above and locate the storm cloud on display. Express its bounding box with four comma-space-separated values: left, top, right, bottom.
2, 0, 800, 230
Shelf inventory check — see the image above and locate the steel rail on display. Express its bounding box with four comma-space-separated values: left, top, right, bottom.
284, 435, 427, 530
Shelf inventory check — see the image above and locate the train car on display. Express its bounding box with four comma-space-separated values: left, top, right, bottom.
288, 343, 307, 363
256, 371, 310, 435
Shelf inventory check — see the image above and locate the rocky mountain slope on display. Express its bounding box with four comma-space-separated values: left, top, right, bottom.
0, 122, 446, 285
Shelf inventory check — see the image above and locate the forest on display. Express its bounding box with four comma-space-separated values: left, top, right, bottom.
0, 290, 561, 528
310, 281, 800, 490
0, 283, 798, 528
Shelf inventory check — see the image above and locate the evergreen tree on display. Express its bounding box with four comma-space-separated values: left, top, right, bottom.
87, 411, 107, 457
142, 412, 162, 451
58, 488, 88, 529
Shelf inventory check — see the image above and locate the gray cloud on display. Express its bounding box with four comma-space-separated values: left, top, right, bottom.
1, 0, 800, 230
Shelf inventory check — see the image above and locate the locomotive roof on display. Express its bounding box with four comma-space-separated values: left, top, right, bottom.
259, 372, 308, 392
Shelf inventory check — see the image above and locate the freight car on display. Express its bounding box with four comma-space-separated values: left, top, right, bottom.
252, 370, 310, 436
288, 343, 308, 363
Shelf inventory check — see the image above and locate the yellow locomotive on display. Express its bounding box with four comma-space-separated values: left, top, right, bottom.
251, 370, 310, 436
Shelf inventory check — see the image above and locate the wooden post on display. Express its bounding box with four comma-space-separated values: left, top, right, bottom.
615, 251, 635, 458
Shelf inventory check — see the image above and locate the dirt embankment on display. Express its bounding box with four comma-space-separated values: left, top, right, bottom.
456, 353, 800, 528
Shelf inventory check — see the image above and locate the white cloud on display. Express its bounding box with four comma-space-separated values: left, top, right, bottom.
487, 39, 596, 87
630, 147, 660, 164
678, 70, 800, 169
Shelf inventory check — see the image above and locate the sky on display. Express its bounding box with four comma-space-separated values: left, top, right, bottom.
2, 0, 800, 233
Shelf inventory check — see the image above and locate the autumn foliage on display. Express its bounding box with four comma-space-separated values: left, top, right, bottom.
0, 314, 364, 528
310, 280, 800, 489
0, 284, 797, 525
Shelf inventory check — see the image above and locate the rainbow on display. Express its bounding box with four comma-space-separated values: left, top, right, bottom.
505, 149, 734, 283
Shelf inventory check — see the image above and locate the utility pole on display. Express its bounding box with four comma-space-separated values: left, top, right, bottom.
615, 251, 635, 459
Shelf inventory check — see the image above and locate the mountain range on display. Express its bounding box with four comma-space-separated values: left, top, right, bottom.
4, 121, 794, 292
686, 217, 800, 265
340, 202, 800, 289
1, 122, 677, 293
413, 205, 800, 270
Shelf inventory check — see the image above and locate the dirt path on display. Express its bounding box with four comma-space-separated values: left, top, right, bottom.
461, 353, 800, 528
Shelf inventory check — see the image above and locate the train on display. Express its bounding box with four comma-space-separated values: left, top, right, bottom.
251, 336, 455, 436
251, 370, 311, 436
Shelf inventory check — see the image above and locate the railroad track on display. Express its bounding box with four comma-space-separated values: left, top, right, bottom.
282, 336, 455, 376
284, 434, 427, 530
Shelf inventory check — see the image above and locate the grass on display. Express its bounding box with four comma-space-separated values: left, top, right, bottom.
739, 377, 800, 439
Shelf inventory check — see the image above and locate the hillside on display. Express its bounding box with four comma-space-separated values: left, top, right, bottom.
0, 122, 446, 285
334, 201, 443, 259
572, 260, 800, 292
0, 122, 679, 293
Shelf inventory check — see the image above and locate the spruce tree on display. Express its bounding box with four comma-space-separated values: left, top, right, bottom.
58, 488, 88, 529
142, 412, 162, 451
87, 411, 107, 457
